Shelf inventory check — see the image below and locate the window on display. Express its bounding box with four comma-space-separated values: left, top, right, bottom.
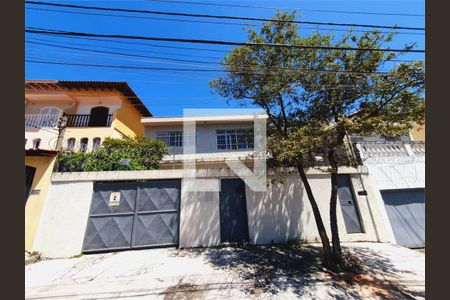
92, 137, 101, 151
216, 128, 254, 150
39, 107, 60, 115
89, 106, 109, 127
32, 138, 41, 149
66, 138, 75, 151
80, 138, 88, 152
156, 131, 183, 147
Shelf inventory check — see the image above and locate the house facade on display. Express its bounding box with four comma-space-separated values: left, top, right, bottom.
25, 80, 151, 251
354, 138, 425, 248
32, 112, 395, 258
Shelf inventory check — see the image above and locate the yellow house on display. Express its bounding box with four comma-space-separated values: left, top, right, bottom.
25, 80, 152, 251
410, 123, 425, 141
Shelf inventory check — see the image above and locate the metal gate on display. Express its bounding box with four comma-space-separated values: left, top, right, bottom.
337, 175, 364, 233
219, 178, 249, 243
82, 180, 181, 252
381, 189, 425, 248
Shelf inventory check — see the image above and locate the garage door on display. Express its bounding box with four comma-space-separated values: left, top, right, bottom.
82, 180, 180, 252
381, 189, 425, 248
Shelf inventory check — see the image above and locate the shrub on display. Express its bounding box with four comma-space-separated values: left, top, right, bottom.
57, 135, 169, 172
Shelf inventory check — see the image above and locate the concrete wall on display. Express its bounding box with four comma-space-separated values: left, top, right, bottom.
36, 166, 382, 257
179, 179, 221, 247
246, 173, 380, 245
33, 181, 94, 258
113, 95, 146, 137
25, 156, 57, 251
363, 155, 425, 243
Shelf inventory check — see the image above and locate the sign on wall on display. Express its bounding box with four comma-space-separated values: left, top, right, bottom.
109, 192, 121, 207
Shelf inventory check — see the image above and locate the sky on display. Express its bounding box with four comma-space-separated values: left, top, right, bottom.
25, 0, 425, 117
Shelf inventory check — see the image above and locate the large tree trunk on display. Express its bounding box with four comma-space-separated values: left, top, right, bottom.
297, 164, 333, 267
328, 149, 343, 266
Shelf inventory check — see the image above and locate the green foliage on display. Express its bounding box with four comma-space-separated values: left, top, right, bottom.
57, 135, 169, 172
210, 11, 425, 169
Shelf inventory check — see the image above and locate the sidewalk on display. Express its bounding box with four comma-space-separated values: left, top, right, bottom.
25, 242, 424, 299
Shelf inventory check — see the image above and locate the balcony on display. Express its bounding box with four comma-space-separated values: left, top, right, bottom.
25, 114, 59, 128
65, 114, 113, 127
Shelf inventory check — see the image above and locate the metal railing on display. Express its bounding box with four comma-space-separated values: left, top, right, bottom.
25, 114, 59, 128
65, 114, 113, 127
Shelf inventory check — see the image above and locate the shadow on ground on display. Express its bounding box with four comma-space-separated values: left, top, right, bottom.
168, 244, 424, 299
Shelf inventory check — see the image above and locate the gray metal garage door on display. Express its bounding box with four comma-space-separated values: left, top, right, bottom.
82, 180, 180, 252
381, 189, 425, 248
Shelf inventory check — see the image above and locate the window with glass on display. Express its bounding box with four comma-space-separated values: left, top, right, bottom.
216, 128, 254, 150
80, 138, 88, 152
66, 138, 75, 151
92, 137, 101, 151
156, 131, 184, 147
32, 138, 41, 149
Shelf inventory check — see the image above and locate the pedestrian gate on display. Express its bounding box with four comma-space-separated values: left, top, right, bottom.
82, 180, 180, 252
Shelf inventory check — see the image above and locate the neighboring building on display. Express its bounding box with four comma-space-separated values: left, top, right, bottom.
354, 139, 425, 248
25, 80, 151, 251
33, 113, 391, 258
410, 123, 425, 141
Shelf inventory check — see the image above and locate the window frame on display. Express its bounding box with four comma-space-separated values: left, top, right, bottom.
216, 128, 254, 150
80, 138, 89, 153
92, 137, 101, 151
66, 138, 76, 151
155, 130, 195, 148
32, 138, 41, 149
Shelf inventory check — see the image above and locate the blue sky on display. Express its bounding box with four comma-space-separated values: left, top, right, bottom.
25, 0, 425, 116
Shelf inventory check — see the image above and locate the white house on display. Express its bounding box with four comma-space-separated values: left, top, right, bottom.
32, 113, 393, 258
354, 139, 425, 248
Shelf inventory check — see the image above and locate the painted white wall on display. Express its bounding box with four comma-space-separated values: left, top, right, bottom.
25, 129, 59, 151
73, 97, 122, 115
39, 167, 381, 257
179, 179, 221, 248
33, 181, 94, 258
361, 155, 425, 244
246, 173, 380, 245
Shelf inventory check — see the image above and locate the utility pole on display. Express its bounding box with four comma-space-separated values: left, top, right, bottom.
53, 115, 67, 172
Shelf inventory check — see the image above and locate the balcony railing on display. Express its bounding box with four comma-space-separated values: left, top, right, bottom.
25, 114, 59, 128
65, 114, 113, 127
356, 141, 425, 161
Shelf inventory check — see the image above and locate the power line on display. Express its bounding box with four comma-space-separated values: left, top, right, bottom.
26, 1, 425, 31
27, 40, 219, 65
26, 34, 423, 64
26, 59, 397, 78
27, 37, 224, 60
26, 31, 231, 53
27, 38, 421, 71
146, 0, 425, 17
25, 7, 259, 27
26, 28, 426, 53
25, 7, 425, 36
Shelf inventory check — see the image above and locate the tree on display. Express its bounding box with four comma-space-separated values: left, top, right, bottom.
58, 135, 168, 172
210, 11, 424, 269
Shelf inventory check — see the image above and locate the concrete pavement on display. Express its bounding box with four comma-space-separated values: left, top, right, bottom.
25, 242, 425, 299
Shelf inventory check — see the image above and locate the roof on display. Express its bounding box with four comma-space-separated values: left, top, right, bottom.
25, 149, 58, 157
141, 114, 269, 126
25, 80, 152, 117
